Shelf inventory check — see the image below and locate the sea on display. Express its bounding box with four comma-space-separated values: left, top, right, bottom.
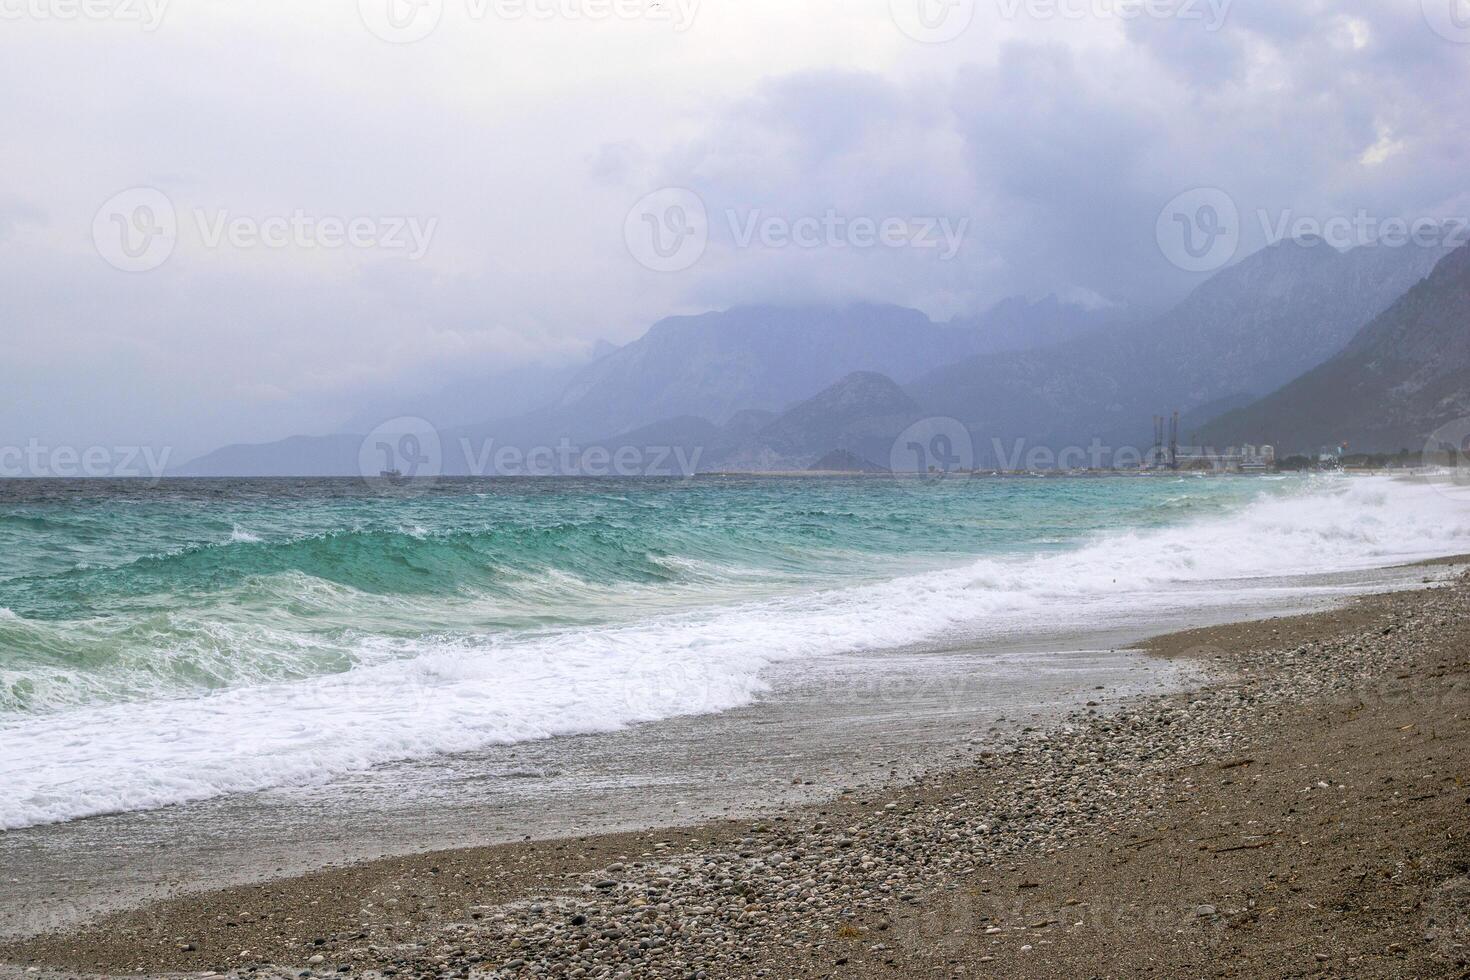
3, 472, 1468, 840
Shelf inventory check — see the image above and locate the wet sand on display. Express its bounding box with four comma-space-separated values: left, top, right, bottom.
4, 562, 1469, 977
0, 635, 1206, 940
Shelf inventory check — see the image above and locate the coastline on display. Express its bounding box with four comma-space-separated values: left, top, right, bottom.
3, 560, 1467, 977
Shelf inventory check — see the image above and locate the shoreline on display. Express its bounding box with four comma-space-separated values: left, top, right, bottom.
0, 634, 1207, 941
5, 564, 1469, 977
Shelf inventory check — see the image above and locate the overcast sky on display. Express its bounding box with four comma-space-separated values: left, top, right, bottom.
3, 0, 1468, 458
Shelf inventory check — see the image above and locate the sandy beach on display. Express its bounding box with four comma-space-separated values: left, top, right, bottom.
3, 560, 1467, 979
12, 0, 1470, 974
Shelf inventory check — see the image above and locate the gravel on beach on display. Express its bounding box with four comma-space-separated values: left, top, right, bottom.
5, 570, 1469, 979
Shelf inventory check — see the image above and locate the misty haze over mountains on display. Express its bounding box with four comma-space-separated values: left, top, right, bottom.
906, 235, 1459, 456
1202, 242, 1470, 454
178, 294, 1117, 475
179, 237, 1466, 476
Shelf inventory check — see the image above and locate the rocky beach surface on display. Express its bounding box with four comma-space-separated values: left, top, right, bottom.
4, 568, 1468, 979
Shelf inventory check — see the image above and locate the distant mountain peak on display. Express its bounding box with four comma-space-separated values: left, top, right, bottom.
740, 371, 921, 468
788, 371, 919, 413
1198, 243, 1470, 453
904, 235, 1452, 455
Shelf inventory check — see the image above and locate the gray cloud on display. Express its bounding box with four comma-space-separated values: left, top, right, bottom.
1, 0, 1466, 455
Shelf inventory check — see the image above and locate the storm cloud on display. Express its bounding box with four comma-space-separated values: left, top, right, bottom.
2, 0, 1466, 457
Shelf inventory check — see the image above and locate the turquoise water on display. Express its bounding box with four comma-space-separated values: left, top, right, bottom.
0, 476, 1258, 714
1, 474, 1464, 829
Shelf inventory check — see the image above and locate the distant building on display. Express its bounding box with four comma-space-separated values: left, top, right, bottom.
1163, 443, 1277, 473
1141, 414, 1276, 473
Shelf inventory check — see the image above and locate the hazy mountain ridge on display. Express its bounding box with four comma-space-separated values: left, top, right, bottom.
902, 238, 1454, 458
543, 298, 1114, 441
177, 296, 1114, 475
170, 435, 367, 478
1198, 244, 1470, 453
698, 372, 921, 472
175, 240, 1452, 476
753, 372, 919, 458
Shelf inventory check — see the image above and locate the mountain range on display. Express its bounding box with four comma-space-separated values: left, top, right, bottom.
1199, 243, 1470, 454
176, 295, 1115, 476
176, 239, 1463, 476
903, 237, 1454, 458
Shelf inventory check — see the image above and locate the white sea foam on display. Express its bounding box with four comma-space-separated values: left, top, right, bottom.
2, 475, 1467, 830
